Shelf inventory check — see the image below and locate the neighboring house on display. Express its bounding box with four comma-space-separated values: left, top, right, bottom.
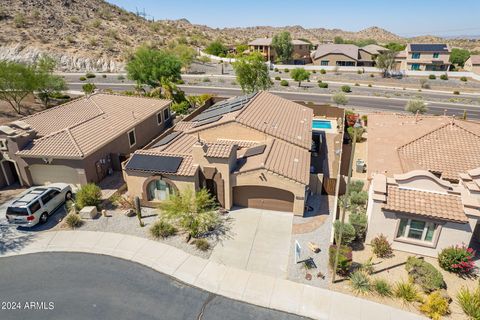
311, 44, 386, 67
396, 43, 451, 71
123, 91, 337, 216
0, 94, 171, 188
365, 113, 480, 257
464, 55, 480, 74
247, 38, 311, 64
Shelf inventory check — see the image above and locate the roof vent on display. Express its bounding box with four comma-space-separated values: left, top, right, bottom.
0, 125, 16, 136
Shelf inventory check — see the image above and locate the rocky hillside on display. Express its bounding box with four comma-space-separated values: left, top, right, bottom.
0, 0, 478, 72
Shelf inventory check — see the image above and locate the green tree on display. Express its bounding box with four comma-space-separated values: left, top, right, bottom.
35, 56, 67, 108
126, 47, 182, 88
204, 40, 228, 56
0, 61, 37, 114
167, 44, 196, 72
235, 44, 248, 56
450, 48, 470, 67
271, 32, 293, 63
385, 42, 406, 52
331, 92, 349, 106
376, 50, 398, 77
232, 53, 272, 93
82, 83, 96, 95
405, 98, 428, 114
197, 55, 211, 65
334, 36, 344, 44
290, 68, 310, 87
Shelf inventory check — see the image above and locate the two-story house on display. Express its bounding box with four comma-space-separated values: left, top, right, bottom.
396, 43, 451, 71
247, 38, 311, 64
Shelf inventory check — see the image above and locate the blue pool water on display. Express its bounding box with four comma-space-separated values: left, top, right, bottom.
312, 119, 332, 130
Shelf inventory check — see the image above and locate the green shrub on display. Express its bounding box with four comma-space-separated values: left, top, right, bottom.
284, 68, 289, 72
349, 190, 368, 206
373, 278, 393, 297
354, 83, 359, 86
420, 291, 450, 320
102, 74, 107, 78
65, 213, 82, 229
274, 76, 281, 81
438, 245, 475, 274
75, 183, 102, 210
368, 84, 372, 87
429, 74, 436, 80
202, 77, 210, 82
341, 85, 351, 93
171, 101, 190, 115
274, 68, 279, 72
394, 281, 420, 303
117, 75, 125, 80
320, 69, 326, 74
349, 213, 368, 239
371, 234, 393, 258
333, 221, 356, 245
357, 70, 362, 74
349, 271, 371, 295
85, 72, 96, 79
349, 180, 364, 193
440, 74, 448, 80
460, 76, 468, 82
329, 244, 352, 275
194, 238, 210, 251
312, 70, 316, 74
150, 220, 177, 239
453, 90, 460, 95
318, 82, 328, 88
280, 80, 289, 86
457, 285, 480, 320
370, 74, 374, 78
405, 257, 445, 293
79, 76, 87, 81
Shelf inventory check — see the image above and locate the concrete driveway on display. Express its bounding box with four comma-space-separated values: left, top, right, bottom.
210, 207, 292, 278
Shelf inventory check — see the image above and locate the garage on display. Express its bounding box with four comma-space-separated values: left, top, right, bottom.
232, 186, 294, 212
29, 164, 82, 186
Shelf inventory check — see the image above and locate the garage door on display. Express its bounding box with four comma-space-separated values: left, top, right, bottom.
29, 164, 81, 186
233, 186, 294, 212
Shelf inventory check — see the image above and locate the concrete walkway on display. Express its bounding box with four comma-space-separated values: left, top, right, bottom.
0, 230, 425, 320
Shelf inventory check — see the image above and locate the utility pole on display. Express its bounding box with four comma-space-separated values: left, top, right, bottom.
332, 118, 362, 283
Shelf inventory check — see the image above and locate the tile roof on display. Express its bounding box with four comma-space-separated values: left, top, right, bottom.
205, 143, 234, 158
16, 94, 170, 159
248, 38, 309, 46
312, 44, 359, 60
264, 139, 310, 184
468, 55, 480, 65
134, 150, 197, 176
362, 44, 388, 55
215, 139, 258, 148
383, 186, 468, 223
398, 122, 480, 181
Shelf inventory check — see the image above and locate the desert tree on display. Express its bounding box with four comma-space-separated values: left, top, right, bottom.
232, 53, 272, 93
271, 31, 293, 63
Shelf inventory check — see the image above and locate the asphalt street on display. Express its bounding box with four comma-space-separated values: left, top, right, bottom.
0, 253, 310, 320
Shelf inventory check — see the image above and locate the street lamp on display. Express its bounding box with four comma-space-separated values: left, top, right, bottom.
332, 118, 362, 283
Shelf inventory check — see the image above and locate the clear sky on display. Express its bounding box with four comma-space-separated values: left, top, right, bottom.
107, 0, 480, 37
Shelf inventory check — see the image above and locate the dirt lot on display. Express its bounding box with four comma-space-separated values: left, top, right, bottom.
0, 94, 46, 125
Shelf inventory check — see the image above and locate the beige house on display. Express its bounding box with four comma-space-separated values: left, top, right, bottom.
311, 44, 385, 67
464, 55, 480, 74
0, 94, 171, 188
365, 113, 480, 256
396, 43, 451, 71
123, 91, 327, 216
248, 38, 311, 64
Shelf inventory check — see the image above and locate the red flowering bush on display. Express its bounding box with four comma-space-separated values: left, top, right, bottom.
438, 244, 475, 274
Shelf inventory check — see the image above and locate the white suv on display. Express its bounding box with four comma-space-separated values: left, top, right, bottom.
5, 183, 72, 227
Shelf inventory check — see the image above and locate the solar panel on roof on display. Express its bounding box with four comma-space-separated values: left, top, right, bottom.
410, 44, 448, 52
193, 116, 222, 128
152, 131, 182, 148
125, 154, 183, 173
242, 144, 266, 158
192, 92, 257, 122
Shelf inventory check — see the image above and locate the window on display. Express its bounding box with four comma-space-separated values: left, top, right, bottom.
433, 52, 439, 59
28, 200, 41, 214
320, 60, 329, 66
128, 129, 136, 147
411, 63, 420, 70
163, 108, 170, 121
412, 52, 421, 59
336, 61, 356, 67
147, 179, 175, 201
157, 112, 163, 125
42, 189, 60, 204
396, 218, 437, 242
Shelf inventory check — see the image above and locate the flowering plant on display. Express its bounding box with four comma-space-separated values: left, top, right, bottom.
438, 244, 475, 274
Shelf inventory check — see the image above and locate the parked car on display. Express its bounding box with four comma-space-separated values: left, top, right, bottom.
5, 183, 72, 227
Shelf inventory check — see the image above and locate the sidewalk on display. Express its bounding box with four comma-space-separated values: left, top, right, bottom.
0, 230, 425, 320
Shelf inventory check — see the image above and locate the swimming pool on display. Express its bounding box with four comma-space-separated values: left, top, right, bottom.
312, 119, 332, 130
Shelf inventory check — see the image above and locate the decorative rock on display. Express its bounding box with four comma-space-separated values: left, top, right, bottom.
79, 206, 98, 219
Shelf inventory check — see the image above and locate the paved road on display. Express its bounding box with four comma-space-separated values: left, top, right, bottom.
0, 252, 309, 320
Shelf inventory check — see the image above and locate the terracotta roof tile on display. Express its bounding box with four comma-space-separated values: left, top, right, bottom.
205, 143, 234, 158
264, 139, 310, 184
383, 186, 467, 223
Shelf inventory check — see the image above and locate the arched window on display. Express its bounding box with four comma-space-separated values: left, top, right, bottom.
146, 179, 174, 201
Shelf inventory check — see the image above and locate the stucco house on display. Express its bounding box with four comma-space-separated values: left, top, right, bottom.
464, 55, 480, 74
0, 94, 171, 188
364, 113, 480, 256
311, 44, 385, 67
248, 38, 311, 64
123, 91, 338, 216
395, 43, 451, 71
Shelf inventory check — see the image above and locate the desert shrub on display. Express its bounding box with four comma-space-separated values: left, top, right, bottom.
438, 245, 475, 274
320, 69, 326, 74
318, 82, 328, 88
341, 85, 351, 93
349, 190, 368, 206
368, 84, 372, 87
75, 183, 102, 210
202, 77, 210, 82
394, 281, 420, 303
420, 291, 450, 320
405, 98, 428, 114
274, 67, 279, 72
102, 74, 107, 78
440, 74, 448, 80
79, 76, 87, 81
329, 244, 352, 275
405, 257, 445, 293
460, 76, 468, 82
65, 213, 82, 229
429, 74, 436, 80
349, 213, 368, 239
371, 234, 393, 258
150, 220, 177, 239
14, 13, 26, 28
453, 90, 460, 95
117, 75, 125, 80
360, 257, 375, 274
194, 238, 210, 251
370, 73, 374, 78
333, 221, 356, 245
420, 79, 430, 89
312, 70, 316, 74
280, 80, 289, 86
457, 285, 480, 320
373, 278, 393, 297
274, 76, 281, 80
349, 271, 371, 294
284, 68, 289, 72
349, 180, 364, 193
357, 70, 362, 74
171, 101, 190, 115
